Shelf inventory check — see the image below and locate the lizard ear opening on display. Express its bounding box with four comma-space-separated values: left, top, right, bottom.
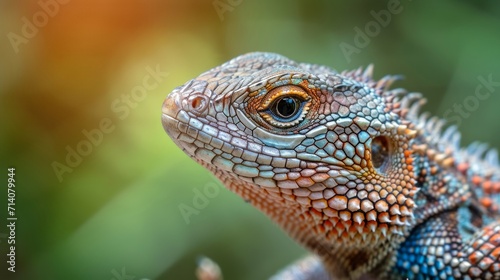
371, 136, 391, 174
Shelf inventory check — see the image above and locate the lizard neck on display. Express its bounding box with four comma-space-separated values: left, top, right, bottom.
220, 172, 404, 279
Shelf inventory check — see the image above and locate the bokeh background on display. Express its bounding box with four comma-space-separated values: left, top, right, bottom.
1, 1, 500, 279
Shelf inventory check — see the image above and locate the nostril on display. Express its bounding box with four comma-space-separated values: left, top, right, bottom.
188, 94, 209, 113
191, 96, 204, 110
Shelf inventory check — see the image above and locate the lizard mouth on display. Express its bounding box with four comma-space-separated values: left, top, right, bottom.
161, 113, 180, 138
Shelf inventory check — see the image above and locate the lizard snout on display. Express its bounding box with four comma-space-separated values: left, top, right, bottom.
161, 91, 182, 137
162, 92, 179, 117
161, 81, 211, 141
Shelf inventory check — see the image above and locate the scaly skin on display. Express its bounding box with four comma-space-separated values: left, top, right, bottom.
161, 53, 500, 280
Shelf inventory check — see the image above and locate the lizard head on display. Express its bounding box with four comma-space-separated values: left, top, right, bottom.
162, 52, 418, 257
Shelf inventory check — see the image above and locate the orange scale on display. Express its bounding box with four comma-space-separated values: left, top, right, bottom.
484, 226, 495, 235
468, 251, 484, 264
317, 224, 326, 233
478, 257, 495, 270
493, 182, 500, 193
310, 208, 323, 219
377, 212, 391, 223
482, 180, 493, 194
362, 226, 372, 234
348, 226, 358, 233
457, 162, 469, 174
329, 217, 340, 225
472, 240, 482, 249
323, 220, 333, 229
479, 243, 496, 255
326, 229, 339, 240
343, 220, 352, 228
312, 173, 330, 182
480, 197, 494, 208
489, 262, 500, 272
336, 222, 345, 231
297, 177, 315, 187
472, 176, 484, 186
366, 220, 378, 227
490, 247, 500, 260
430, 166, 438, 175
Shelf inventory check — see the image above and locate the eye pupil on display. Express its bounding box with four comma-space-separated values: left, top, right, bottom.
372, 136, 390, 171
275, 97, 299, 119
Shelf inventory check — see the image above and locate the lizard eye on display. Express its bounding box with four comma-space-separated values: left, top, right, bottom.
258, 86, 311, 128
371, 136, 391, 173
271, 96, 302, 121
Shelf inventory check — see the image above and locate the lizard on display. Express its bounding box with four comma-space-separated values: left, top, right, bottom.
161, 52, 500, 280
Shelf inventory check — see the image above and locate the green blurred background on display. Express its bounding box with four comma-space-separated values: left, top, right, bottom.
1, 0, 500, 279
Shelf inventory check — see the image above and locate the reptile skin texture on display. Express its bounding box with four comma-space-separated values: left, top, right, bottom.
161, 53, 500, 280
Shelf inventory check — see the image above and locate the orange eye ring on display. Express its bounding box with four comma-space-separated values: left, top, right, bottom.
257, 85, 311, 128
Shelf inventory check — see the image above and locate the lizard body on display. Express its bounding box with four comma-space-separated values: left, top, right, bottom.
161, 52, 500, 279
